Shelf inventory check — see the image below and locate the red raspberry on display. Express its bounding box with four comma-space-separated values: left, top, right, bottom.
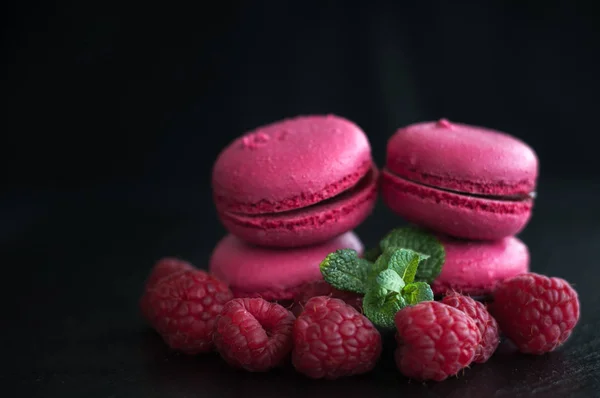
395, 301, 481, 381
292, 296, 381, 379
213, 298, 296, 371
144, 257, 194, 290
140, 258, 195, 324
441, 292, 500, 363
141, 269, 233, 354
490, 272, 580, 354
291, 280, 363, 317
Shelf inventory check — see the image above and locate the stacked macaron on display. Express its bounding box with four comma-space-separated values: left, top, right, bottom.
209, 115, 378, 300
380, 119, 539, 296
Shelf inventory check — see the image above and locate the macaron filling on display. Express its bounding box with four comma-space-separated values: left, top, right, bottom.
382, 168, 535, 204
220, 165, 378, 228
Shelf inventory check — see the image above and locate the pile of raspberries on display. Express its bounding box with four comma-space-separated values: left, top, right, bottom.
140, 258, 580, 381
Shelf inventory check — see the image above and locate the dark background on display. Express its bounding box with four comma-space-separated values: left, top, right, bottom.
3, 1, 600, 397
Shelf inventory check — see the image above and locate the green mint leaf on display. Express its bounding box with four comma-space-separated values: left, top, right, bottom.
375, 269, 405, 293
367, 249, 393, 285
363, 286, 406, 329
402, 282, 434, 305
319, 249, 371, 294
363, 246, 382, 262
379, 226, 446, 283
387, 248, 430, 284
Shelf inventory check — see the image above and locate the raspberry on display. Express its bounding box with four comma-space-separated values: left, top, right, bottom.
291, 280, 363, 317
140, 258, 195, 324
213, 298, 296, 371
292, 296, 381, 379
490, 272, 580, 354
394, 301, 481, 381
141, 269, 233, 354
442, 292, 500, 363
144, 257, 194, 290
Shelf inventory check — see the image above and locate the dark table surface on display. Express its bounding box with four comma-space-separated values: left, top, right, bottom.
5, 177, 600, 398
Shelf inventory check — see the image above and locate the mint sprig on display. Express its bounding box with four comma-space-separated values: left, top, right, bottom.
319, 227, 440, 329
388, 248, 430, 283
363, 286, 406, 329
403, 281, 434, 305
379, 226, 445, 283
367, 248, 393, 284
362, 249, 434, 328
375, 269, 405, 292
319, 249, 371, 294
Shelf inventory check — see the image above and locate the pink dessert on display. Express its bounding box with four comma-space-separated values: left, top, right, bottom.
381, 119, 538, 240
432, 235, 530, 296
209, 231, 364, 300
212, 115, 378, 247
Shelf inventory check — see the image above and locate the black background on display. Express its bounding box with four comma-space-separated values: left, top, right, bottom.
3, 1, 600, 397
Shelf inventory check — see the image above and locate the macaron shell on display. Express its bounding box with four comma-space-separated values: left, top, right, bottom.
432, 236, 530, 296
220, 166, 378, 248
386, 120, 538, 196
212, 114, 372, 215
209, 232, 364, 300
381, 169, 532, 240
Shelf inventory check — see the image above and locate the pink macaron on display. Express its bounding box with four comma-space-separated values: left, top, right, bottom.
381, 119, 538, 240
212, 115, 378, 248
432, 235, 530, 296
209, 231, 364, 301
